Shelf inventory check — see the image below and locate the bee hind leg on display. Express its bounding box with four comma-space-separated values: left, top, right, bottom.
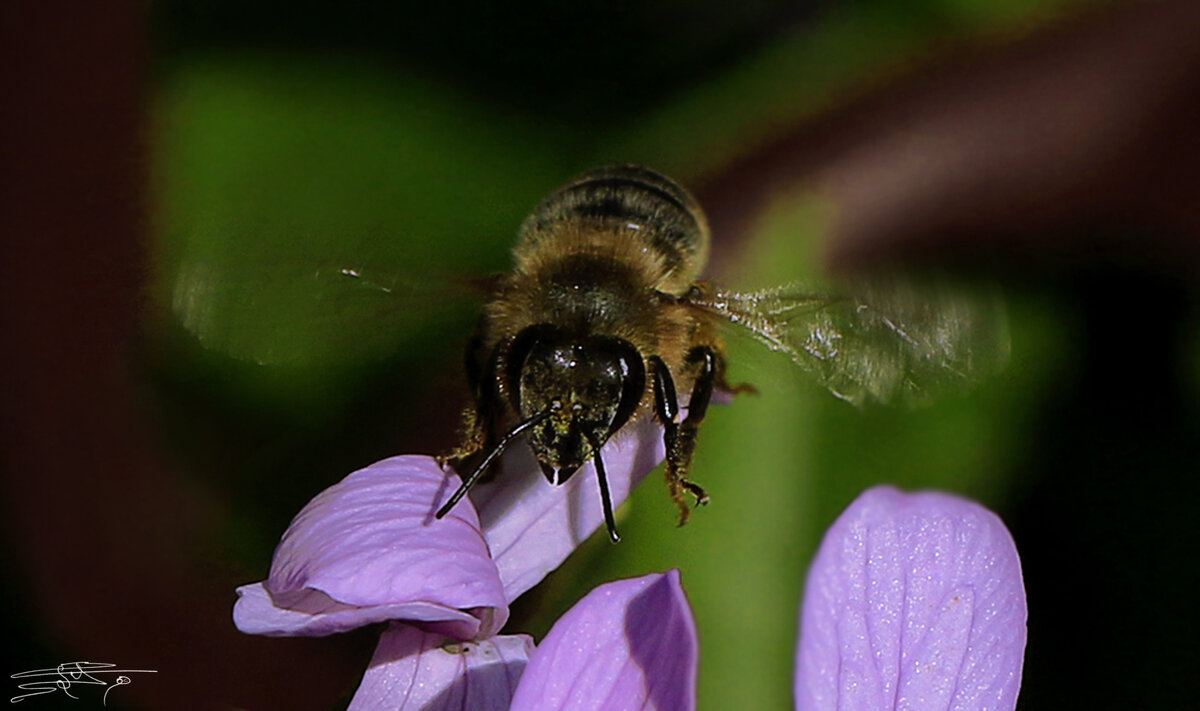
651, 347, 719, 526
718, 377, 758, 397
712, 350, 757, 397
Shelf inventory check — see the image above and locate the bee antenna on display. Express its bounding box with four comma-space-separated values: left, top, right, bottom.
587, 433, 620, 543
436, 411, 549, 520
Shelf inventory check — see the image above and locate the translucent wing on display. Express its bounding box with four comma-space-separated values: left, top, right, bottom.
170, 255, 489, 366
691, 275, 1009, 406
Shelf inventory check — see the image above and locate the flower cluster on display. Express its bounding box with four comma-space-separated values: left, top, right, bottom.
234, 429, 1026, 709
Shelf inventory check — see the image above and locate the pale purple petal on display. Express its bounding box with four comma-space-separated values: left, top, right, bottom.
508, 570, 698, 711
349, 623, 533, 711
794, 486, 1027, 711
234, 455, 507, 640
233, 581, 488, 638
471, 417, 665, 601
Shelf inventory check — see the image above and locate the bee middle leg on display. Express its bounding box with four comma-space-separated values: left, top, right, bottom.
651, 346, 719, 526
437, 405, 489, 466
437, 334, 497, 467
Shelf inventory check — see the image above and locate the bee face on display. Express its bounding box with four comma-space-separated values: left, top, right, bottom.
509, 325, 646, 483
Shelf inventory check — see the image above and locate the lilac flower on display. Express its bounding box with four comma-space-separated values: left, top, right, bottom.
234, 436, 1024, 709
234, 417, 663, 642
348, 570, 697, 711
795, 486, 1027, 711
233, 423, 689, 709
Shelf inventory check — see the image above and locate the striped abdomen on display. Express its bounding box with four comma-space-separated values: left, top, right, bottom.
515, 164, 710, 296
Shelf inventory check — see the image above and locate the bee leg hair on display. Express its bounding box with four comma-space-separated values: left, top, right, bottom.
651, 350, 716, 526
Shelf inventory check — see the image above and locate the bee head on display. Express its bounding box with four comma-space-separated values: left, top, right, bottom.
507, 325, 645, 484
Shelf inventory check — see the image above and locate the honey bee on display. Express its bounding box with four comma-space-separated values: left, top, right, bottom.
434, 165, 729, 542
431, 164, 1006, 542
174, 162, 1004, 543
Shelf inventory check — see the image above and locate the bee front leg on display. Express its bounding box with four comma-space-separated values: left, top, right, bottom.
651, 349, 717, 526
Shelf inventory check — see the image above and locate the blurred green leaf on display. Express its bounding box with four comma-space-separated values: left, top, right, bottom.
155, 55, 572, 370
